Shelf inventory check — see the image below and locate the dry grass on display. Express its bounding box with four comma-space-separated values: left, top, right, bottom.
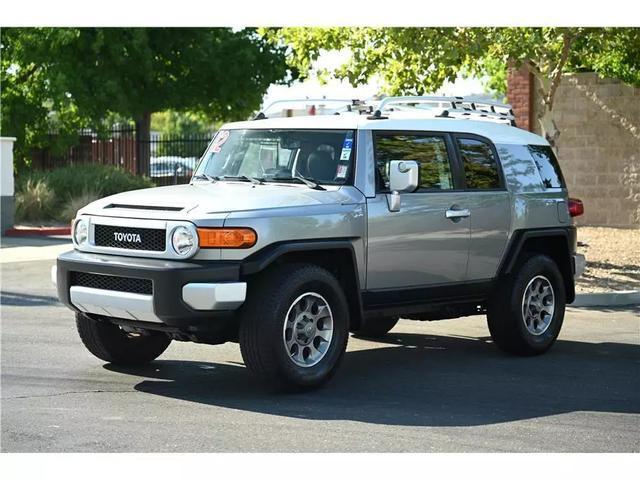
576, 227, 640, 293
15, 179, 56, 222
59, 190, 102, 223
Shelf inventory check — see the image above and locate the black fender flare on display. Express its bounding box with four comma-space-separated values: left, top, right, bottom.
239, 238, 365, 328
496, 227, 577, 302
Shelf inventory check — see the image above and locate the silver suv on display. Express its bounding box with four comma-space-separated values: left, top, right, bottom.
54, 96, 586, 391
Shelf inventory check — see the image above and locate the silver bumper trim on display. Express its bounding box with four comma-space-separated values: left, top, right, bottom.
182, 282, 246, 310
70, 286, 162, 323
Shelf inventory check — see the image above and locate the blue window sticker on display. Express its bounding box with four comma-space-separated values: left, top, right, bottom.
339, 133, 354, 162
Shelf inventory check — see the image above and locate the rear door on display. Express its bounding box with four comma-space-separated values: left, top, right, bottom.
366, 131, 470, 290
452, 135, 511, 281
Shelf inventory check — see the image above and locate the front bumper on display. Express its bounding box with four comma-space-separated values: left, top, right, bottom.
55, 250, 245, 329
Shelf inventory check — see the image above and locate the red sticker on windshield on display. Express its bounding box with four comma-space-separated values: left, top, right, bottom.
211, 130, 230, 153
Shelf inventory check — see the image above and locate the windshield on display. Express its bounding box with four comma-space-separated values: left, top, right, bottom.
194, 129, 355, 186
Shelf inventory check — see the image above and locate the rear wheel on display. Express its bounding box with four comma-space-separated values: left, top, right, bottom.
76, 313, 171, 365
487, 254, 566, 355
353, 316, 400, 338
239, 263, 349, 391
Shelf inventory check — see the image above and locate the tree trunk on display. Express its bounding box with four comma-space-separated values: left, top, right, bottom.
528, 70, 561, 152
135, 111, 152, 176
527, 31, 576, 153
537, 104, 560, 151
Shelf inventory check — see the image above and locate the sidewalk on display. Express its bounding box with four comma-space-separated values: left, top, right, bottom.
0, 236, 72, 264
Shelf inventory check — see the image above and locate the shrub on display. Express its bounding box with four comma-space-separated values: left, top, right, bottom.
15, 165, 154, 223
15, 179, 57, 222
58, 189, 102, 223
18, 164, 154, 199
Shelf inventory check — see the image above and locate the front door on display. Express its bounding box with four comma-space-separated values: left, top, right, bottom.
366, 131, 470, 290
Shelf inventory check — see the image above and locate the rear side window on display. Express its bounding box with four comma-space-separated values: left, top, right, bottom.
374, 133, 455, 191
528, 145, 565, 188
457, 138, 501, 189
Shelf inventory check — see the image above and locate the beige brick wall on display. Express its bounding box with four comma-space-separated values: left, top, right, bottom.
531, 72, 640, 228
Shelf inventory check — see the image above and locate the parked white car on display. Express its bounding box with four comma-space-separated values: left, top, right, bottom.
149, 156, 197, 178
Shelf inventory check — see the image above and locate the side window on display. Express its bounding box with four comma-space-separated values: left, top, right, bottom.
374, 133, 454, 192
528, 145, 565, 188
457, 138, 501, 189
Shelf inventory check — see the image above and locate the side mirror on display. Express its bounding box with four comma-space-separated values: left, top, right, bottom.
389, 160, 419, 193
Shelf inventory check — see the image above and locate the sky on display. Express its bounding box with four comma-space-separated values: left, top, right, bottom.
262, 49, 489, 109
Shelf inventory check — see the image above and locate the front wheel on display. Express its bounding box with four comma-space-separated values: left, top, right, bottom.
76, 313, 171, 365
487, 254, 566, 356
239, 264, 350, 391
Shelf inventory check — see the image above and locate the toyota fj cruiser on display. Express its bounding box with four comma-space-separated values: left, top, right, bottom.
54, 96, 586, 390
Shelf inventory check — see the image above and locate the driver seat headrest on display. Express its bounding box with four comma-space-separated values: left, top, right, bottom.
307, 150, 335, 180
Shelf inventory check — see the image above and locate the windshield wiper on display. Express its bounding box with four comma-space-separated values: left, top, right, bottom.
272, 174, 326, 191
219, 175, 264, 185
292, 174, 326, 190
192, 173, 217, 183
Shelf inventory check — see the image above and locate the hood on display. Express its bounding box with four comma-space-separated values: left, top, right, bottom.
80, 181, 361, 220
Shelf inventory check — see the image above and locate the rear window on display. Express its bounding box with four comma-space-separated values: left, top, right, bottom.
528, 145, 565, 189
457, 138, 502, 189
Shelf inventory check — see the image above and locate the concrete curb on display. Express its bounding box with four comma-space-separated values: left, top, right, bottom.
572, 290, 640, 307
4, 226, 71, 237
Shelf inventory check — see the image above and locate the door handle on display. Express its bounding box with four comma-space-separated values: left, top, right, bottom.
445, 208, 470, 219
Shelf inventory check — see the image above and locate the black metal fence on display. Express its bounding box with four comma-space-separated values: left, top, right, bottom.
30, 127, 213, 186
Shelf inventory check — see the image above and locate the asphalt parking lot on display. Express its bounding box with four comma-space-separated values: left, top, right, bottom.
1, 239, 639, 452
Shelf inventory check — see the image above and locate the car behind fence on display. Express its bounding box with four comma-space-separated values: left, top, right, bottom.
29, 127, 213, 186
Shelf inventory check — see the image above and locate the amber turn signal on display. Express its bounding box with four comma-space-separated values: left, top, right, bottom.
197, 228, 257, 249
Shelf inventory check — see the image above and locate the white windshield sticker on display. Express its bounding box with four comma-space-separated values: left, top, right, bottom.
210, 130, 230, 153
336, 164, 348, 178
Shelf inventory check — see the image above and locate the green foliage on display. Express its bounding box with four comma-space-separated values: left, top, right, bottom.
151, 111, 216, 136
15, 165, 153, 222
18, 164, 154, 199
264, 27, 639, 96
569, 28, 640, 87
151, 110, 215, 157
1, 28, 291, 171
15, 179, 56, 222
263, 27, 490, 95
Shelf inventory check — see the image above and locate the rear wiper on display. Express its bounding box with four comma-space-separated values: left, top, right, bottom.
192, 173, 217, 183
219, 175, 264, 185
272, 174, 326, 191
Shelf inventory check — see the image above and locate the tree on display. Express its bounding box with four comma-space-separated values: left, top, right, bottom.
151, 110, 216, 157
1, 28, 291, 171
264, 27, 639, 147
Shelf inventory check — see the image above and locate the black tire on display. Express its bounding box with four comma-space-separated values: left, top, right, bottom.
353, 316, 400, 338
76, 313, 171, 365
239, 263, 350, 391
487, 254, 566, 356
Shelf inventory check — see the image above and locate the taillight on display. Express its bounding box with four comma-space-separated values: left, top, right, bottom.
568, 198, 584, 217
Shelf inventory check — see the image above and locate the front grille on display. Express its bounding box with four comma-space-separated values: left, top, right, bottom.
94, 224, 165, 251
71, 272, 152, 295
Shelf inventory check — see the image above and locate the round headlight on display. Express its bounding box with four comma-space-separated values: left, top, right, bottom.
73, 219, 88, 245
171, 226, 196, 256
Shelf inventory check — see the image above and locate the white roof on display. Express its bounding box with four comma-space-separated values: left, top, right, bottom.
223, 113, 548, 146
